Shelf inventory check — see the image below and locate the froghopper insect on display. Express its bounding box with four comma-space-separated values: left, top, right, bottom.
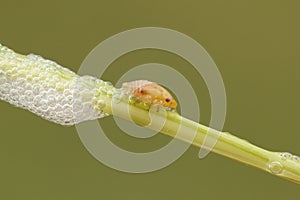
122, 80, 177, 109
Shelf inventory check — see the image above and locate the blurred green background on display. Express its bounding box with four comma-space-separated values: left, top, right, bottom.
1, 0, 300, 199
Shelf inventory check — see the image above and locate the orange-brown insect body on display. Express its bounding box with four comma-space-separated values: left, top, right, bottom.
122, 80, 177, 109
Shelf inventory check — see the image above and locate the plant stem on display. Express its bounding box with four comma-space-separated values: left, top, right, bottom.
1, 44, 300, 184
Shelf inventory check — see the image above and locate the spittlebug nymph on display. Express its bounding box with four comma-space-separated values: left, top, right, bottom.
122, 80, 177, 110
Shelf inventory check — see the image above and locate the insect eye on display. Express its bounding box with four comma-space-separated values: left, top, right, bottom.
165, 98, 171, 102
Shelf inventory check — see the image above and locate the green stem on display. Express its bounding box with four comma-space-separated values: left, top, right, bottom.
1, 44, 300, 184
